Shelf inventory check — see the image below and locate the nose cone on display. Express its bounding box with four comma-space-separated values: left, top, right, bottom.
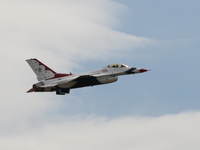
139, 68, 148, 73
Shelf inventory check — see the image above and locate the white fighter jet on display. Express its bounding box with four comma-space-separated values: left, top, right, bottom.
26, 58, 148, 95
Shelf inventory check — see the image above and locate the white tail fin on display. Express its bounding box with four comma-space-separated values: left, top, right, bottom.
26, 58, 71, 81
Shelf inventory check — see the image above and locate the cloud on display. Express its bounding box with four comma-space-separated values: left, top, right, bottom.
0, 0, 153, 68
3, 1, 198, 150
0, 0, 154, 132
1, 112, 200, 150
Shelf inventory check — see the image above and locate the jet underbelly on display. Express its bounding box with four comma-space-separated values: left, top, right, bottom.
97, 76, 118, 84
57, 81, 77, 88
71, 77, 101, 89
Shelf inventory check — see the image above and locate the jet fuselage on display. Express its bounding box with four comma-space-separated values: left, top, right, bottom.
26, 59, 148, 95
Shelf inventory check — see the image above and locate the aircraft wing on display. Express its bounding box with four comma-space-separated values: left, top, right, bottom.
40, 75, 93, 88
92, 72, 120, 77
41, 73, 119, 88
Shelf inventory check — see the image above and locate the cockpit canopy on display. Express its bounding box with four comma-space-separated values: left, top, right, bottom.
107, 63, 128, 68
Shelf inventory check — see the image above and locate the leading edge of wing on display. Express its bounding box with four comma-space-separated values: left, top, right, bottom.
92, 73, 119, 77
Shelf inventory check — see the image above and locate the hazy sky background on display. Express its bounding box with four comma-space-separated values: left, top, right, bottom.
1, 0, 200, 149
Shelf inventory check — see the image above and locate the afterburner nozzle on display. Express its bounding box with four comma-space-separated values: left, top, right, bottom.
27, 88, 35, 93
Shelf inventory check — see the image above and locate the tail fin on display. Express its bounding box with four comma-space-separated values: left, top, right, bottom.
26, 58, 71, 81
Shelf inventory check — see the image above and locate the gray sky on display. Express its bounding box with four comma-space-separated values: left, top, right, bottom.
1, 0, 200, 149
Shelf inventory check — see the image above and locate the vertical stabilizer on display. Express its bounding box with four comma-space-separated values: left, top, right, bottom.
26, 59, 57, 81
26, 58, 71, 81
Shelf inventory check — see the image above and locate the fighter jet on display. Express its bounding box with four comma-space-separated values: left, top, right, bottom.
26, 58, 148, 95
